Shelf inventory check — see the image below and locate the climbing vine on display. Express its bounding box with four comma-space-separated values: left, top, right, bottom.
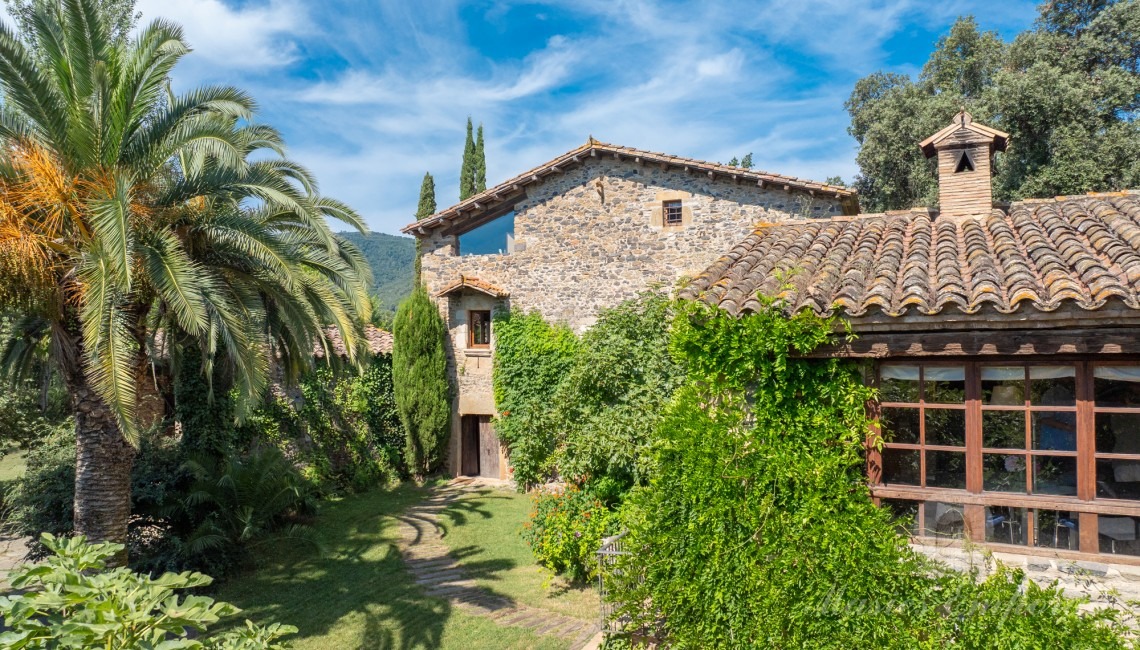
612, 298, 1134, 649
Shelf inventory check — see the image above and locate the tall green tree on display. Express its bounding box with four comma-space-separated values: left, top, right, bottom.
847, 3, 1140, 212
0, 0, 369, 558
459, 117, 476, 201
474, 124, 486, 194
413, 172, 436, 286
392, 286, 450, 480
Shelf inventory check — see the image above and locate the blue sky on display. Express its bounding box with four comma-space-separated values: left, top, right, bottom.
127, 1, 1040, 234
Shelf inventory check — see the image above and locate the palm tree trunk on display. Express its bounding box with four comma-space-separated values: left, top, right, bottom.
59, 327, 135, 566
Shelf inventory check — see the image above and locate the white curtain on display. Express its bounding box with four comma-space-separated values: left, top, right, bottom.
1095, 366, 1140, 383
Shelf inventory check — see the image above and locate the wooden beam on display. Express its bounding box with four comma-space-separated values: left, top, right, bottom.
809, 328, 1140, 358
590, 149, 597, 158
707, 171, 715, 180
530, 174, 540, 184
870, 485, 1140, 516
472, 202, 482, 210
783, 184, 791, 192
634, 156, 641, 164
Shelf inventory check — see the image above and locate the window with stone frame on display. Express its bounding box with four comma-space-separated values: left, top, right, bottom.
873, 361, 1140, 559
468, 310, 491, 348
663, 199, 683, 226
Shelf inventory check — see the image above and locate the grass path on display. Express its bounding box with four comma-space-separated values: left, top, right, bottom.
217, 480, 597, 649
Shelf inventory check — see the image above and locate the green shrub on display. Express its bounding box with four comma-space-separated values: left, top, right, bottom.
552, 290, 679, 498
173, 446, 320, 576
296, 358, 404, 490
0, 533, 296, 649
521, 484, 616, 583
492, 311, 578, 487
613, 299, 1134, 648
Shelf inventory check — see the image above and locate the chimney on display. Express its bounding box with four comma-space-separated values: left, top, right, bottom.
919, 111, 1009, 218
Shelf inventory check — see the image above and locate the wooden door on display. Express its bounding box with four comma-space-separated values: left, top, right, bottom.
478, 416, 500, 479
461, 416, 480, 476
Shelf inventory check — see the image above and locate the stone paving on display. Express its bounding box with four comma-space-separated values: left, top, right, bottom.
393, 479, 601, 650
0, 535, 29, 590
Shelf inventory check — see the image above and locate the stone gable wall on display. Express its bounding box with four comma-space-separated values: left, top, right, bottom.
420, 157, 846, 476
423, 157, 844, 332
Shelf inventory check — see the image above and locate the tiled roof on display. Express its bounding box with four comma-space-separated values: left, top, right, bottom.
314, 325, 393, 359
681, 192, 1140, 318
401, 139, 858, 235
436, 276, 510, 298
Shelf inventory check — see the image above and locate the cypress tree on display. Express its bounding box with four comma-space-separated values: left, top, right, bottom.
413, 172, 436, 285
392, 286, 451, 479
416, 172, 437, 220
459, 118, 475, 200
474, 124, 487, 193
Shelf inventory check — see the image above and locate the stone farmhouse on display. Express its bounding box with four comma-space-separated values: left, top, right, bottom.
403, 139, 856, 480
406, 112, 1140, 580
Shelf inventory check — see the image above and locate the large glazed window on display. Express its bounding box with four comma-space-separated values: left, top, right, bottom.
458, 211, 515, 256
872, 361, 1140, 559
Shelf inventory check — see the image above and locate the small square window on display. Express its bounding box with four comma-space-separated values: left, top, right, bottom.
663, 200, 683, 225
468, 310, 491, 348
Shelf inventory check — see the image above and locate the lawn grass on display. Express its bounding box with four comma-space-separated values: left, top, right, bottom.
437, 487, 598, 620
216, 482, 575, 650
0, 450, 27, 483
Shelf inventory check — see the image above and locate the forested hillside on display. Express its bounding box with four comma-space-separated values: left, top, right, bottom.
341, 232, 416, 316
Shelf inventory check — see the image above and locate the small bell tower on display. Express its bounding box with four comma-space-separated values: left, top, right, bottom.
919, 111, 1009, 218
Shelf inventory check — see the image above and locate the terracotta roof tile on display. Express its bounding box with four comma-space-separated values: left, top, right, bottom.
435, 276, 509, 298
681, 192, 1140, 318
314, 325, 393, 359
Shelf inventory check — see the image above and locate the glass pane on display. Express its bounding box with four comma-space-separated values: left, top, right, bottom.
983, 453, 1027, 493
1032, 411, 1077, 451
881, 407, 919, 444
925, 366, 965, 404
1029, 367, 1076, 406
1033, 455, 1078, 496
926, 408, 965, 447
1099, 515, 1140, 556
923, 501, 965, 539
1096, 458, 1140, 500
1094, 366, 1140, 408
881, 448, 920, 485
1097, 412, 1140, 454
983, 410, 1025, 449
1035, 509, 1079, 551
982, 366, 1025, 405
926, 450, 966, 489
985, 506, 1027, 545
881, 499, 919, 536
458, 211, 515, 256
880, 365, 920, 402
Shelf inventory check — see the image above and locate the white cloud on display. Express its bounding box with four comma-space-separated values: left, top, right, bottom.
136, 0, 307, 70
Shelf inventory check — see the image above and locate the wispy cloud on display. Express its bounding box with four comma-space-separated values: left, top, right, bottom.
3, 0, 1040, 233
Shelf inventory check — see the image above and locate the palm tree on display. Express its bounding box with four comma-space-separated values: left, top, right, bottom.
0, 0, 370, 560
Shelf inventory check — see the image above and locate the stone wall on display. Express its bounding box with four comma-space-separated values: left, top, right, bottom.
422, 157, 845, 332
914, 541, 1140, 613
420, 156, 845, 476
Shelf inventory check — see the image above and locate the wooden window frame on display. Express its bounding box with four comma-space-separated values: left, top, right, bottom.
467, 310, 491, 349
870, 359, 1140, 560
663, 199, 683, 226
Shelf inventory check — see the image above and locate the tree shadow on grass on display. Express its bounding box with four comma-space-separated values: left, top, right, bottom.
218, 483, 526, 650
